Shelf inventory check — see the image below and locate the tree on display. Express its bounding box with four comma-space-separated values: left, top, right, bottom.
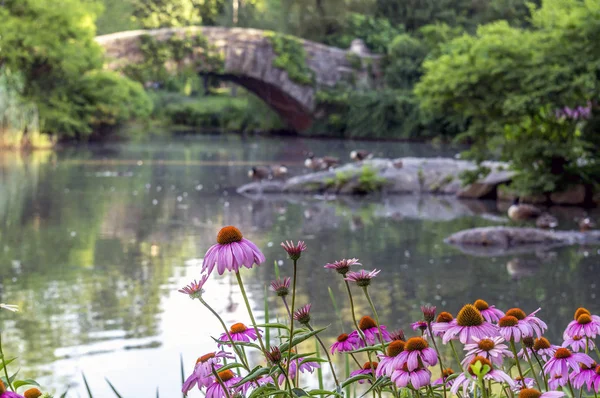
131, 0, 225, 28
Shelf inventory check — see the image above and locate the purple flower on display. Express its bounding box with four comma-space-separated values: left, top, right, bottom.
563, 335, 595, 352
281, 240, 307, 261
270, 277, 291, 297
451, 357, 514, 395
391, 366, 431, 389
474, 299, 505, 323
512, 377, 535, 392
349, 362, 378, 383
344, 269, 381, 287
517, 388, 565, 398
564, 313, 600, 340
543, 347, 595, 378
421, 305, 436, 323
396, 337, 438, 371
498, 315, 533, 342
411, 321, 428, 333
324, 258, 361, 275
431, 312, 454, 338
293, 303, 312, 325
462, 336, 512, 367
592, 365, 600, 392
571, 361, 598, 391
433, 369, 456, 388
205, 370, 243, 398
349, 316, 391, 346
202, 226, 265, 275
278, 355, 321, 385
443, 304, 498, 344
548, 374, 568, 391
331, 333, 361, 354
505, 308, 547, 338
533, 337, 559, 360
219, 323, 261, 345
182, 351, 233, 394
377, 340, 406, 377
179, 274, 209, 299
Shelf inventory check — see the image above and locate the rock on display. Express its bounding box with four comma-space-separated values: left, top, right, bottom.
237, 181, 284, 194
549, 184, 586, 205
458, 165, 514, 199
457, 183, 496, 199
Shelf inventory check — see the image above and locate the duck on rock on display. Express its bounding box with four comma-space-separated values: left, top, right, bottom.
507, 198, 542, 221
304, 153, 340, 171
350, 150, 372, 162
536, 213, 558, 229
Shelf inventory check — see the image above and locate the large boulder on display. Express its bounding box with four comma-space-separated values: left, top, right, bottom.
549, 185, 587, 205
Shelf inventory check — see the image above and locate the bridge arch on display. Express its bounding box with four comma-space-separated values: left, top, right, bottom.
96, 27, 382, 131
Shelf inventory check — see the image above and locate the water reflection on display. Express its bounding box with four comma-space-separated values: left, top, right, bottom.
0, 137, 598, 396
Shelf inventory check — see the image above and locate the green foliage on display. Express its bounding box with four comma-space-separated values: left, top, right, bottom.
384, 34, 428, 89
325, 13, 402, 54
96, 0, 141, 35
264, 32, 314, 86
131, 0, 225, 28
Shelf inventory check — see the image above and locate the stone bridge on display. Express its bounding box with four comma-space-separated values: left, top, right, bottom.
96, 27, 383, 130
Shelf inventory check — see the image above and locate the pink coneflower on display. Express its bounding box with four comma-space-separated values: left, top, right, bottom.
533, 337, 559, 360
563, 335, 595, 352
433, 368, 455, 388
179, 274, 209, 300
219, 322, 260, 344
397, 337, 438, 371
281, 240, 307, 261
278, 355, 321, 384
202, 226, 265, 275
543, 347, 595, 378
411, 321, 428, 333
324, 258, 361, 276
377, 340, 406, 377
443, 304, 498, 344
182, 352, 233, 394
462, 336, 512, 367
205, 370, 243, 398
390, 329, 406, 341
293, 304, 312, 325
331, 333, 361, 354
349, 316, 391, 346
564, 313, 600, 340
548, 374, 568, 390
498, 315, 532, 342
270, 277, 291, 297
432, 312, 454, 337
265, 346, 283, 365
517, 388, 565, 398
592, 365, 600, 392
474, 299, 505, 323
350, 362, 378, 383
571, 361, 598, 390
344, 269, 380, 287
451, 357, 514, 395
512, 376, 535, 392
505, 308, 547, 338
421, 305, 437, 322
391, 365, 432, 389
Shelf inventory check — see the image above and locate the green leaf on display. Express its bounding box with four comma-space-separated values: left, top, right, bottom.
265, 286, 271, 350
234, 366, 271, 387
82, 372, 93, 398
309, 389, 343, 397
360, 376, 390, 398
315, 340, 324, 392
341, 374, 372, 388
180, 354, 185, 398
218, 362, 246, 372
60, 390, 69, 398
348, 344, 385, 354
105, 378, 124, 398
292, 387, 310, 396
12, 379, 40, 389
280, 327, 328, 352
256, 323, 291, 331
0, 358, 17, 372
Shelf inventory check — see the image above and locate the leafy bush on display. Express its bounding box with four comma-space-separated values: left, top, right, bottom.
384, 34, 428, 90
264, 32, 314, 86
325, 13, 402, 54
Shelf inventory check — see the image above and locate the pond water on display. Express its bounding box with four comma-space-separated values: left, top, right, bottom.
0, 135, 599, 397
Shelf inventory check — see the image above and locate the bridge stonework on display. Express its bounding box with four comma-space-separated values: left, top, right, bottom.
96, 27, 382, 131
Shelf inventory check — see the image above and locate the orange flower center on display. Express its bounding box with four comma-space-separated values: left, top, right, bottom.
230, 323, 248, 333
574, 307, 591, 320
554, 348, 572, 359
518, 388, 542, 398
359, 316, 377, 331
534, 337, 551, 350
0, 380, 6, 394
474, 299, 490, 311
218, 370, 235, 382
217, 226, 243, 244
523, 336, 534, 348
24, 388, 43, 398
581, 362, 597, 370
577, 314, 592, 324
595, 365, 600, 376
477, 339, 495, 351
442, 368, 454, 378
387, 340, 406, 357
499, 316, 519, 327
436, 312, 454, 323
362, 361, 378, 370
337, 333, 349, 342
456, 304, 484, 327
406, 337, 429, 351
573, 335, 583, 341
468, 356, 492, 376
197, 352, 216, 364
505, 308, 527, 320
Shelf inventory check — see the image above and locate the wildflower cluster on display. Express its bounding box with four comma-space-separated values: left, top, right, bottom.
179, 225, 600, 398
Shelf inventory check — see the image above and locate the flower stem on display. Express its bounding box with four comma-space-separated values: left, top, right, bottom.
532, 352, 548, 390
235, 271, 266, 353
362, 286, 386, 350
278, 364, 294, 396
344, 280, 368, 346
449, 341, 462, 369
522, 344, 542, 391
200, 298, 250, 370
510, 340, 525, 381
427, 324, 447, 398
211, 365, 231, 398
350, 353, 362, 368
0, 334, 14, 391
281, 297, 291, 319
567, 379, 576, 398
307, 324, 340, 389
286, 259, 298, 376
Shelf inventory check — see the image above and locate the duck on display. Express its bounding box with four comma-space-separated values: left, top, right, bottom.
507, 199, 542, 221
270, 165, 288, 179
248, 166, 271, 181
304, 153, 340, 171
392, 159, 403, 169
350, 150, 372, 162
579, 216, 596, 231
536, 213, 558, 229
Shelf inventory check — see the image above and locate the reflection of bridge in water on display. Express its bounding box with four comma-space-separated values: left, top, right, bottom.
96, 27, 383, 131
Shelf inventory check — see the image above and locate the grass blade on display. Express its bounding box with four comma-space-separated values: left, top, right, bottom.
180, 354, 185, 398
265, 286, 270, 349
105, 378, 124, 398
316, 339, 324, 393
328, 287, 344, 332
274, 260, 280, 279
82, 372, 93, 398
